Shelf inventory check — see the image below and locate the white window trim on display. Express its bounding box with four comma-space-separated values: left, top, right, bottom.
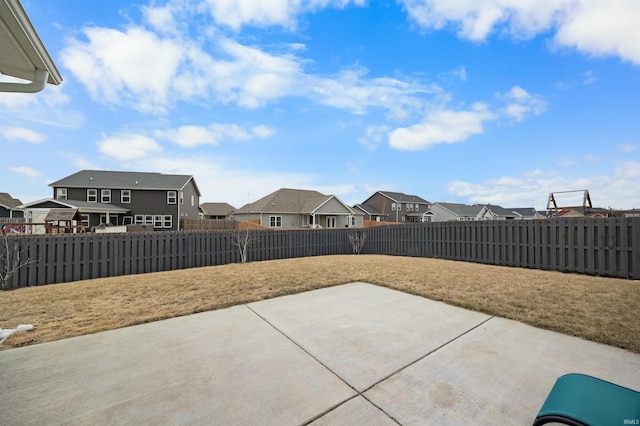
87, 189, 97, 203
56, 188, 67, 200
121, 190, 131, 203
167, 191, 177, 204
101, 189, 111, 203
163, 215, 172, 228
269, 215, 282, 227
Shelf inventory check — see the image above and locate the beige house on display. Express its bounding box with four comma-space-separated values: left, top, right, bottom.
234, 188, 363, 229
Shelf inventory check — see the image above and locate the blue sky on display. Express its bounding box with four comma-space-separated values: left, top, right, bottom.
2, 0, 639, 210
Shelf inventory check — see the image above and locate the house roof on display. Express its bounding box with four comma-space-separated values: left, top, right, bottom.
480, 204, 518, 217
353, 203, 382, 216
236, 188, 350, 214
44, 208, 83, 222
511, 207, 538, 218
433, 202, 483, 217
377, 191, 429, 204
19, 198, 129, 214
49, 170, 201, 195
200, 202, 236, 216
0, 0, 62, 89
0, 192, 22, 209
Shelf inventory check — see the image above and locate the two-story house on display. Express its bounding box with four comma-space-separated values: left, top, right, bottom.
359, 191, 431, 223
21, 170, 200, 232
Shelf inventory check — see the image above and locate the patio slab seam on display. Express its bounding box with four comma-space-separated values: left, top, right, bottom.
245, 301, 496, 426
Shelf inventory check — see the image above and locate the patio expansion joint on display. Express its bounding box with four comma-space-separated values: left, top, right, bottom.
244, 303, 495, 425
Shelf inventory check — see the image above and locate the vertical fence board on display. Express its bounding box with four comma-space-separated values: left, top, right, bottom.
3, 217, 639, 288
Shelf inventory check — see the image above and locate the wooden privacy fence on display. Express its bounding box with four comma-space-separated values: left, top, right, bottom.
1, 217, 638, 288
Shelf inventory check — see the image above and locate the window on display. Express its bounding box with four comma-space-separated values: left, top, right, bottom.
191, 195, 195, 207
121, 190, 131, 203
391, 203, 397, 211
154, 215, 163, 228
87, 189, 97, 202
350, 216, 356, 227
56, 188, 67, 200
167, 191, 177, 204
269, 216, 282, 227
145, 215, 153, 225
101, 189, 111, 203
302, 215, 309, 227
135, 215, 144, 224
406, 203, 413, 211
179, 191, 184, 204
415, 204, 419, 212
163, 215, 172, 228
81, 214, 89, 230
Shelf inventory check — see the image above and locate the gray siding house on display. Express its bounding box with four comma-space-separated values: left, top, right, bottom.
0, 192, 23, 219
42, 170, 201, 231
234, 188, 362, 228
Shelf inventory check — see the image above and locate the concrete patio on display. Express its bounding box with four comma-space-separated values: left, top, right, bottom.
1, 282, 639, 425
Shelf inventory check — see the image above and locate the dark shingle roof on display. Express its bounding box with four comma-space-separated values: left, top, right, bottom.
353, 203, 382, 215
49, 170, 200, 194
435, 202, 483, 217
378, 191, 429, 204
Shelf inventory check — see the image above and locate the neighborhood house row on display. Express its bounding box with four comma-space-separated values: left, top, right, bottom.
0, 170, 612, 234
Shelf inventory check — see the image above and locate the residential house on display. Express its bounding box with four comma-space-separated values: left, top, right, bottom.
360, 191, 430, 223
512, 208, 545, 220
477, 204, 519, 220
352, 203, 382, 222
200, 202, 236, 220
21, 170, 200, 232
0, 192, 23, 219
234, 188, 362, 228
425, 202, 484, 222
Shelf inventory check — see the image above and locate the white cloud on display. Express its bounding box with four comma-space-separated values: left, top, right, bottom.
499, 86, 547, 122
309, 68, 440, 119
388, 102, 495, 151
358, 124, 389, 150
401, 0, 640, 65
554, 1, 640, 64
204, 0, 366, 30
1, 127, 45, 143
123, 154, 316, 207
446, 165, 640, 210
97, 133, 163, 160
8, 166, 41, 178
157, 123, 275, 148
61, 27, 184, 113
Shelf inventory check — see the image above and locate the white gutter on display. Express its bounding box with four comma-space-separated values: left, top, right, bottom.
0, 67, 47, 93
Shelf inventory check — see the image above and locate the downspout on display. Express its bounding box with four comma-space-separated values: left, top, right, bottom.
0, 68, 48, 93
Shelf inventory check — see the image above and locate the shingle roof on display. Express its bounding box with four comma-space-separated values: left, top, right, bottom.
0, 192, 22, 209
49, 170, 200, 194
200, 202, 236, 216
434, 202, 483, 217
378, 191, 429, 204
353, 203, 382, 215
481, 204, 518, 217
236, 188, 334, 214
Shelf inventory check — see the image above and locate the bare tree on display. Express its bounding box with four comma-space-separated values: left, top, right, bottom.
348, 230, 366, 254
0, 234, 38, 290
231, 226, 255, 263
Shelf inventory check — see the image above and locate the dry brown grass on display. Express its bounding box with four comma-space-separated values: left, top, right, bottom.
1, 255, 638, 352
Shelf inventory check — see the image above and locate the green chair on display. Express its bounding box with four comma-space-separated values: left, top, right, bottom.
533, 373, 640, 425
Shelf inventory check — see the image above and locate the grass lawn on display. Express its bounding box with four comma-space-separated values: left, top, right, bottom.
1, 255, 638, 353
